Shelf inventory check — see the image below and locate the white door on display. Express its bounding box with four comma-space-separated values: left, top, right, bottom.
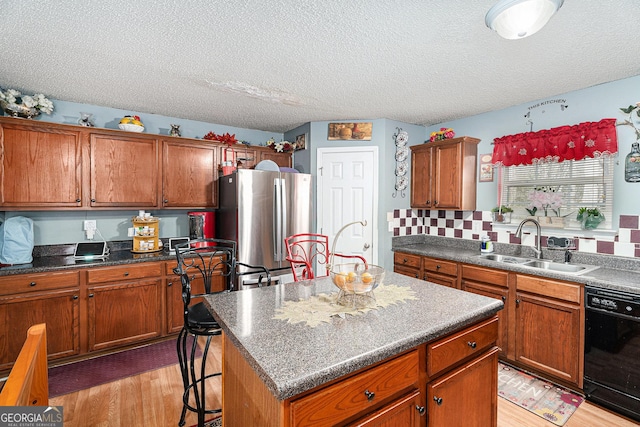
317, 146, 378, 265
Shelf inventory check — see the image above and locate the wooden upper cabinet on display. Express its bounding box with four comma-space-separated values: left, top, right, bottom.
0, 119, 82, 207
410, 137, 479, 210
259, 150, 292, 168
90, 133, 160, 207
163, 140, 218, 208
223, 145, 258, 170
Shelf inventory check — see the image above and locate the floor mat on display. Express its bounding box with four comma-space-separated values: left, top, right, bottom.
498, 362, 584, 426
48, 338, 194, 397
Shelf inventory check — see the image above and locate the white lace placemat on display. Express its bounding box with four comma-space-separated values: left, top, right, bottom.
273, 284, 417, 327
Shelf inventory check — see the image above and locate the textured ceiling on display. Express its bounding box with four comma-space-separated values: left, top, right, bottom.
1, 1, 639, 133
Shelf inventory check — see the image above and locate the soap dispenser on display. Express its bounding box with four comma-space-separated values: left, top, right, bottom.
480, 235, 494, 253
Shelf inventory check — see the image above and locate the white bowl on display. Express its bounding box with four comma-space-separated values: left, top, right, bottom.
118, 123, 144, 133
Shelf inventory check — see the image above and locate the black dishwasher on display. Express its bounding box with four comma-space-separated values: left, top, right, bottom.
584, 286, 640, 422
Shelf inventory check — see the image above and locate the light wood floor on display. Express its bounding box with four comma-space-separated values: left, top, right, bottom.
50, 336, 639, 427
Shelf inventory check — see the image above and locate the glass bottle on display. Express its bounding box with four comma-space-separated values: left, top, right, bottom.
625, 142, 640, 182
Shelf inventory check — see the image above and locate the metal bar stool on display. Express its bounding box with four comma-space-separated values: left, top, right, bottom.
174, 238, 270, 427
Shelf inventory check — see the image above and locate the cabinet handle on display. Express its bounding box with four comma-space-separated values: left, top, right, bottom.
75, 198, 81, 203
91, 198, 96, 202
501, 296, 506, 301
414, 273, 419, 278
434, 200, 438, 205
516, 299, 520, 306
168, 281, 173, 287
436, 265, 441, 270
403, 258, 408, 263
416, 405, 426, 416
89, 293, 94, 298
467, 341, 477, 349
164, 199, 169, 203
29, 281, 36, 287
73, 295, 79, 300
426, 200, 430, 205
364, 390, 375, 401
433, 396, 443, 405
123, 272, 129, 276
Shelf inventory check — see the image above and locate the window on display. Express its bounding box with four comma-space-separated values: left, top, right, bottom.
499, 156, 614, 229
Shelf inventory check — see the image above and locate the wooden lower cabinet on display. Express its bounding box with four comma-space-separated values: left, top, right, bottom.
461, 265, 509, 358
393, 252, 421, 279
349, 390, 421, 426
0, 271, 80, 370
427, 348, 498, 427
422, 257, 458, 289
514, 274, 583, 387
86, 263, 163, 352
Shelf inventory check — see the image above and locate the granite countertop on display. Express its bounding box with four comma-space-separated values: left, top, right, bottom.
203, 271, 503, 400
393, 235, 640, 295
0, 245, 177, 277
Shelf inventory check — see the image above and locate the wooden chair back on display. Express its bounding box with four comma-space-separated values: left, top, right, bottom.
0, 323, 48, 406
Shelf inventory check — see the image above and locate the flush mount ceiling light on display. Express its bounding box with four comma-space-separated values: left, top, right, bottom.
485, 0, 564, 39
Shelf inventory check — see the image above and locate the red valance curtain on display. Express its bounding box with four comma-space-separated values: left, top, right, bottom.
491, 118, 618, 166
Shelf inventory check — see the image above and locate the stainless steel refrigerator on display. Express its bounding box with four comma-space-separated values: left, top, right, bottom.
216, 169, 312, 287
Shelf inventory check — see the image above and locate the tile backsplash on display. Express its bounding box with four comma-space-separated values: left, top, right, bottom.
387, 210, 640, 259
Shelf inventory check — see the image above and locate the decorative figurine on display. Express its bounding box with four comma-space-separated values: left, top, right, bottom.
170, 124, 181, 137
78, 112, 95, 127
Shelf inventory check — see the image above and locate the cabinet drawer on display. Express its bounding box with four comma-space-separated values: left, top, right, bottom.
165, 255, 225, 275
394, 252, 421, 269
427, 316, 498, 377
423, 258, 457, 276
87, 262, 162, 284
461, 264, 509, 288
516, 275, 581, 304
290, 350, 419, 426
0, 270, 80, 295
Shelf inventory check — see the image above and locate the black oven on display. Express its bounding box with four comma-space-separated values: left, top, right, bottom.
584, 286, 640, 422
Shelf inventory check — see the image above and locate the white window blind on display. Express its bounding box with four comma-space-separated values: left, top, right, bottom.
499, 157, 614, 229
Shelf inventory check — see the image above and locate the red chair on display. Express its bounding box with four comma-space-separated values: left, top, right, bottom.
284, 233, 367, 281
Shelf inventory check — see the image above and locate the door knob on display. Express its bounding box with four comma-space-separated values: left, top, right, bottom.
363, 243, 370, 250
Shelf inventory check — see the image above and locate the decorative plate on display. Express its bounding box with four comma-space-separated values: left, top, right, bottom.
395, 161, 408, 176
395, 146, 408, 161
395, 176, 408, 190
395, 131, 409, 147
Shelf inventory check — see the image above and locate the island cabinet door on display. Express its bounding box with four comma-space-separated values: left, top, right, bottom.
347, 390, 422, 427
427, 348, 499, 427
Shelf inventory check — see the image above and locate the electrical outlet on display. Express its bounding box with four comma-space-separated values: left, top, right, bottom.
83, 220, 97, 231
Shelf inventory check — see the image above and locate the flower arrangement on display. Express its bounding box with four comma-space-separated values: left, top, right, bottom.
619, 102, 640, 140
526, 186, 563, 217
0, 88, 54, 116
266, 138, 294, 153
576, 207, 605, 230
429, 127, 455, 142
203, 131, 238, 146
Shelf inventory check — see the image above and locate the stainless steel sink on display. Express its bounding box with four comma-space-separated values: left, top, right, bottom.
477, 254, 533, 264
476, 254, 600, 276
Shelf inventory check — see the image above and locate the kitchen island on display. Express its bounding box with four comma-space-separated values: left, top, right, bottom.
204, 271, 503, 426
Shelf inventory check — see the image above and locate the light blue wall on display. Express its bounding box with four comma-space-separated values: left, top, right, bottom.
424, 74, 640, 220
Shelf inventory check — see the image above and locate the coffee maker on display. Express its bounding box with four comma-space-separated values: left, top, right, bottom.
188, 211, 215, 240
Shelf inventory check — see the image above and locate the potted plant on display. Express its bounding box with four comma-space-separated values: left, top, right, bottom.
577, 207, 605, 230
491, 206, 513, 223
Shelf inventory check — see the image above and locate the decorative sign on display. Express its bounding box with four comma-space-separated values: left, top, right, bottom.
479, 153, 494, 182
328, 122, 372, 140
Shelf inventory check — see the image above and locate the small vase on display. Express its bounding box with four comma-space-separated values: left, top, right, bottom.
78, 112, 95, 127
625, 142, 640, 182
169, 124, 181, 137
0, 99, 40, 119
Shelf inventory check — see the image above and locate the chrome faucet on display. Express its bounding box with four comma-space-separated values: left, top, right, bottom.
515, 218, 542, 259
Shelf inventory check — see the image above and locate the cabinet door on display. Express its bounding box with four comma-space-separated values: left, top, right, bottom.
0, 289, 80, 369
410, 145, 431, 208
349, 390, 422, 427
90, 133, 159, 207
222, 145, 258, 169
432, 143, 462, 209
259, 150, 292, 168
427, 348, 498, 427
514, 291, 581, 386
462, 280, 508, 356
162, 140, 217, 208
87, 279, 162, 351
0, 121, 82, 207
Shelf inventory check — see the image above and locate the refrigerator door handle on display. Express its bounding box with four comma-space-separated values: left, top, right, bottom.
280, 178, 287, 261
274, 178, 283, 261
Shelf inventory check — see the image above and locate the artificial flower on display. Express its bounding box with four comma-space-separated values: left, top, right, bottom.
266, 137, 294, 153
429, 127, 455, 142
0, 88, 54, 114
